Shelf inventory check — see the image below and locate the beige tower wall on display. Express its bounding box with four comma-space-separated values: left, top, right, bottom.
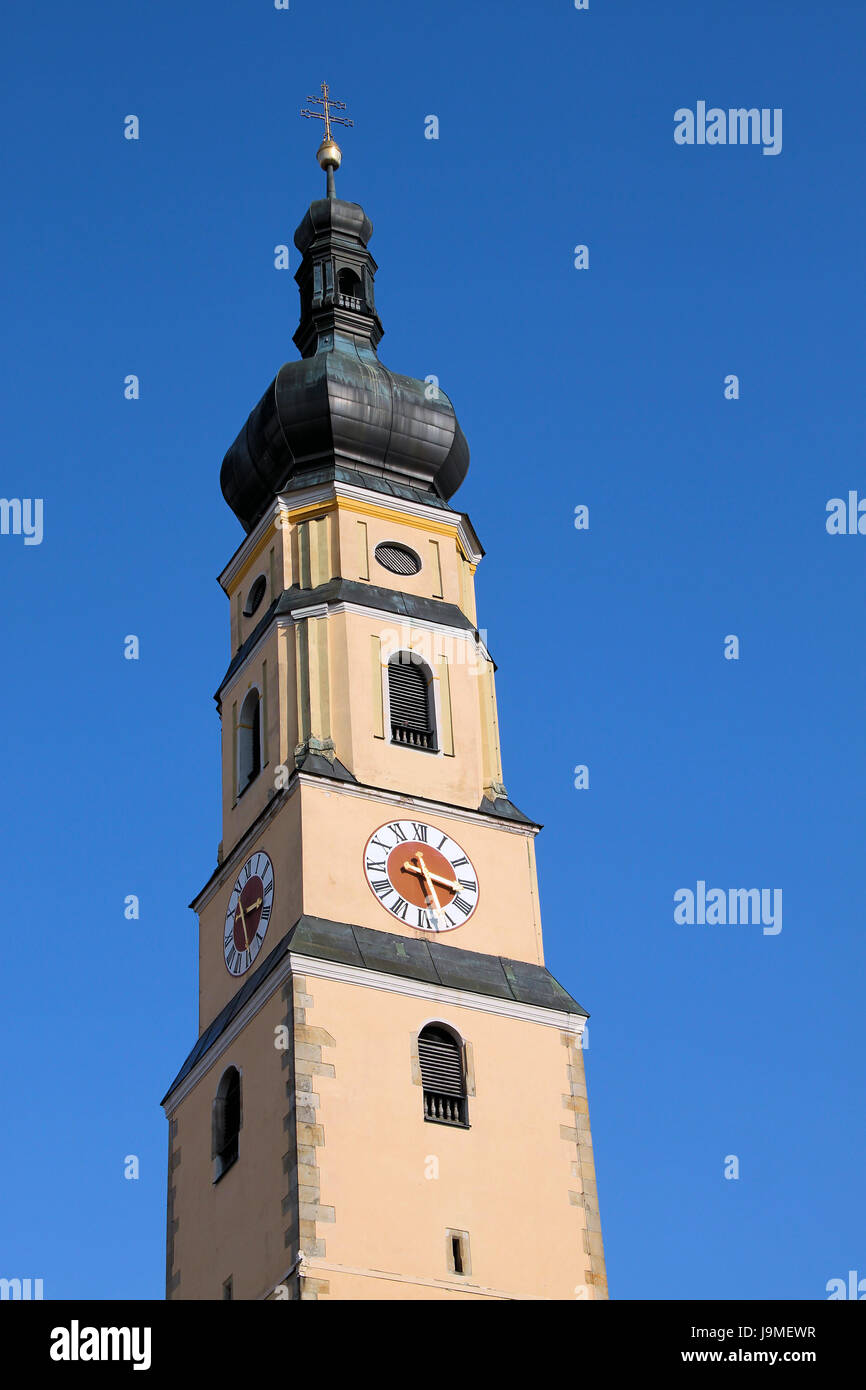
165, 957, 607, 1302
166, 475, 608, 1303
195, 779, 544, 1031
166, 989, 294, 1300
293, 971, 605, 1301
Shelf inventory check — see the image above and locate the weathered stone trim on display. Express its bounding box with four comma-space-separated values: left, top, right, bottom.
560, 1032, 608, 1300
289, 974, 336, 1298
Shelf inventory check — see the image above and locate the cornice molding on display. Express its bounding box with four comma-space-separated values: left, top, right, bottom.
296, 773, 538, 837
192, 771, 537, 916
218, 480, 484, 592
161, 945, 585, 1115
217, 597, 492, 702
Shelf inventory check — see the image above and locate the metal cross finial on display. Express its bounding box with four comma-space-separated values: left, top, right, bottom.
301, 81, 354, 142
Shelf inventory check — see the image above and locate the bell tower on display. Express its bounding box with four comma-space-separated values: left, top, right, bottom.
162, 91, 608, 1302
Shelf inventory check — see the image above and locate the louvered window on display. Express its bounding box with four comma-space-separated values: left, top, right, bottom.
389, 654, 436, 751
375, 541, 422, 576
418, 1025, 468, 1127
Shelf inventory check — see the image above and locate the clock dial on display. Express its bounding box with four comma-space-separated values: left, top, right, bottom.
363, 820, 479, 932
224, 851, 274, 977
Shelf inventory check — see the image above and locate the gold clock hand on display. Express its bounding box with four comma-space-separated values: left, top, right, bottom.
410, 853, 447, 924
426, 870, 460, 892
235, 898, 251, 949
402, 856, 459, 895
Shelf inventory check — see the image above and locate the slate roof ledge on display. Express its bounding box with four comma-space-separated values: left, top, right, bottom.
162, 915, 587, 1104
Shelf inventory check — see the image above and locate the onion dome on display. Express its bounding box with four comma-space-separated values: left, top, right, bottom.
220, 149, 469, 534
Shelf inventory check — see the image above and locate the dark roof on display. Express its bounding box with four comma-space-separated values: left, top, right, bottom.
162, 916, 587, 1104
220, 196, 469, 534
279, 462, 459, 512
478, 794, 535, 825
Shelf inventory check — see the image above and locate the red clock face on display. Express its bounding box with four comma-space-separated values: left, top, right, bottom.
232, 876, 265, 951
363, 820, 479, 932
224, 852, 274, 977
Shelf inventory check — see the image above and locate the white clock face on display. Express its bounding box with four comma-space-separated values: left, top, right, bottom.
363, 820, 479, 932
224, 851, 274, 977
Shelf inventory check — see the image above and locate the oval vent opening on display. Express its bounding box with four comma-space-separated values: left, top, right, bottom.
243, 574, 267, 617
375, 542, 422, 576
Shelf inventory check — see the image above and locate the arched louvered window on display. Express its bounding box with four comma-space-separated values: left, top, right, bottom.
389, 652, 436, 751
418, 1024, 468, 1127
213, 1067, 241, 1180
238, 688, 262, 792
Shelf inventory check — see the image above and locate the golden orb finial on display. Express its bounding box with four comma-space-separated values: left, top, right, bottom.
316, 136, 342, 171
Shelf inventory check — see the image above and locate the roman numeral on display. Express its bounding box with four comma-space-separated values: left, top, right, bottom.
226, 948, 237, 973
458, 878, 476, 893
243, 862, 251, 881
452, 895, 472, 916
411, 822, 428, 842
371, 836, 390, 851
437, 834, 448, 851
389, 823, 408, 842
452, 856, 468, 868
392, 897, 409, 920
261, 905, 271, 921
371, 878, 393, 900
366, 858, 385, 873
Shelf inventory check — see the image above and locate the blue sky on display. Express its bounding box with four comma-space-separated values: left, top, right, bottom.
1, 0, 863, 1299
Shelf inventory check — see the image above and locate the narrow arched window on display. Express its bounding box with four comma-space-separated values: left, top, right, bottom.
337, 267, 362, 309
238, 688, 261, 792
213, 1067, 241, 1180
388, 652, 436, 751
418, 1024, 467, 1127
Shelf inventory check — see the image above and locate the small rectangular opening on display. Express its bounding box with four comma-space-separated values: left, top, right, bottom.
451, 1236, 464, 1275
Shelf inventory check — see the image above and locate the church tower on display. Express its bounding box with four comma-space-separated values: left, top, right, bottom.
162, 90, 608, 1302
